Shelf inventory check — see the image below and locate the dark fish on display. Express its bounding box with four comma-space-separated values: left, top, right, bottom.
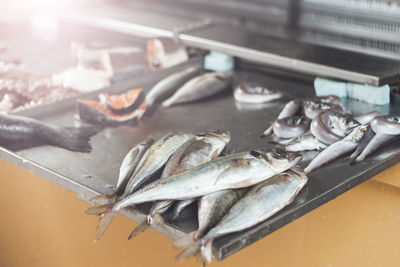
354, 133, 398, 162
161, 72, 232, 107
350, 126, 375, 159
0, 113, 97, 152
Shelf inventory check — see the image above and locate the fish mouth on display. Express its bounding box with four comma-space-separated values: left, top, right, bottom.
287, 152, 302, 163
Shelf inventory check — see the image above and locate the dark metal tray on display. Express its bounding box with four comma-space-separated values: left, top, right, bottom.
1, 59, 399, 260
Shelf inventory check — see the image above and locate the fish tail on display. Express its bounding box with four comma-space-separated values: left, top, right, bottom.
84, 203, 114, 215
150, 212, 164, 225
55, 126, 100, 153
201, 239, 213, 264
95, 209, 117, 242
90, 193, 117, 204
171, 231, 197, 249
175, 239, 202, 260
128, 220, 150, 240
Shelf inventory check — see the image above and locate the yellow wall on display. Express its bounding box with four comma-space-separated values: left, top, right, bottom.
0, 159, 399, 267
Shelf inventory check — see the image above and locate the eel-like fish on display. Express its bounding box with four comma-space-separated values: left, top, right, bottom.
303, 100, 343, 119
304, 125, 368, 173
262, 99, 302, 136
0, 113, 98, 152
354, 133, 398, 162
354, 111, 381, 124
161, 72, 232, 107
310, 111, 359, 145
85, 149, 302, 241
176, 169, 307, 264
272, 115, 311, 139
233, 82, 282, 103
370, 115, 400, 135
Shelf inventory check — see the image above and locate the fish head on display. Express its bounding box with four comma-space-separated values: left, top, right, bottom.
253, 149, 302, 171
345, 124, 369, 142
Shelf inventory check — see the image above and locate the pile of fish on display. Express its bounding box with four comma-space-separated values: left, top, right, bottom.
84, 130, 306, 264
263, 96, 400, 173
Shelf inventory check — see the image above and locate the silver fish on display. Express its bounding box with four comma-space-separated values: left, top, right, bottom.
310, 111, 359, 145
272, 115, 311, 139
233, 82, 282, 104
145, 65, 203, 108
91, 138, 154, 203
263, 100, 301, 136
128, 130, 230, 239
303, 100, 343, 119
370, 115, 400, 135
121, 132, 193, 198
285, 133, 327, 152
355, 133, 398, 162
304, 125, 368, 173
161, 72, 232, 107
89, 149, 302, 241
172, 188, 248, 249
176, 169, 307, 263
354, 111, 381, 124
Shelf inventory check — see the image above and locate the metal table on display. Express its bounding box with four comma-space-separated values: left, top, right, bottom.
1, 59, 399, 260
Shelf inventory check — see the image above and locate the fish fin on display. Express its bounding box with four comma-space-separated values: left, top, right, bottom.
201, 240, 213, 264
84, 203, 114, 216
55, 126, 100, 153
90, 194, 117, 204
171, 231, 196, 249
128, 220, 150, 240
95, 209, 116, 242
175, 240, 202, 260
213, 159, 252, 186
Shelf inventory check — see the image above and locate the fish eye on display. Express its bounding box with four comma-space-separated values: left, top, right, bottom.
275, 148, 286, 155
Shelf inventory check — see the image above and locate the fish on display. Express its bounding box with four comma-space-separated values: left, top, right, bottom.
172, 188, 248, 249
0, 113, 98, 152
128, 130, 230, 239
262, 100, 301, 136
121, 132, 194, 198
272, 115, 311, 139
233, 82, 283, 103
354, 133, 398, 162
310, 111, 359, 145
285, 133, 327, 152
350, 126, 375, 159
354, 111, 381, 124
145, 65, 203, 108
176, 169, 307, 264
370, 115, 400, 135
86, 149, 302, 241
78, 88, 146, 124
303, 100, 344, 119
89, 138, 155, 204
304, 125, 368, 173
161, 72, 232, 107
